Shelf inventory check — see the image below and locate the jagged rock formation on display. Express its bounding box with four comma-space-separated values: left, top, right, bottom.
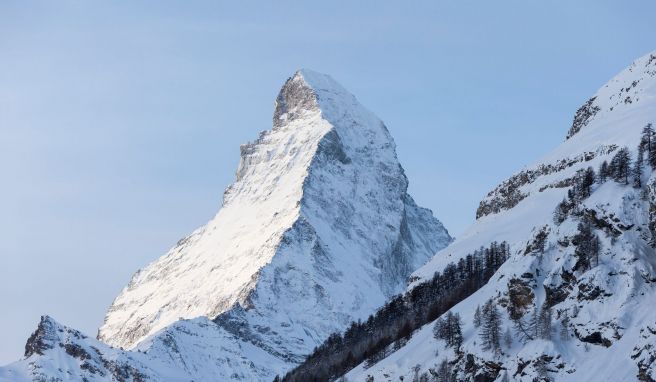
342, 51, 656, 381
0, 69, 450, 381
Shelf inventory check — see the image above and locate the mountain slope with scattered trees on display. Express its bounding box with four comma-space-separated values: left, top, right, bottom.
334, 51, 656, 382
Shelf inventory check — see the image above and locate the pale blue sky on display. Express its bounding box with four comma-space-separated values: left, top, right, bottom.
1, 1, 655, 364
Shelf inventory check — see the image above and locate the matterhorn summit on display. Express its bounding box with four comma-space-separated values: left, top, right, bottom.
0, 69, 451, 381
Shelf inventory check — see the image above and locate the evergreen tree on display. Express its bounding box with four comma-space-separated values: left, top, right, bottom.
598, 161, 609, 183
573, 218, 601, 271
450, 313, 463, 350
638, 137, 646, 165
479, 299, 501, 352
576, 167, 595, 199
434, 312, 463, 350
539, 305, 552, 340
553, 198, 570, 225
633, 155, 643, 188
512, 316, 533, 344
533, 227, 548, 254
609, 147, 631, 184
642, 123, 654, 159
528, 304, 539, 339
646, 123, 656, 167
473, 305, 482, 328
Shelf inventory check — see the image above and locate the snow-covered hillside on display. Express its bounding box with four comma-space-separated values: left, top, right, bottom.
342, 52, 656, 381
0, 70, 451, 381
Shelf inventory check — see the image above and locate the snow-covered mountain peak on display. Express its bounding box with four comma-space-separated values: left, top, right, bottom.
272, 69, 357, 128
80, 69, 451, 379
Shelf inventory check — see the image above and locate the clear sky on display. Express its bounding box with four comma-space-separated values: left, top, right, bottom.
1, 0, 655, 364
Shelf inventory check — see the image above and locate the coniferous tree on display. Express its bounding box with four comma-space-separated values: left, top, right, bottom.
609, 147, 631, 184
574, 167, 595, 199
539, 305, 552, 340
642, 123, 654, 159
646, 123, 656, 167
573, 218, 601, 271
553, 198, 570, 225
473, 305, 482, 328
633, 156, 643, 188
598, 161, 609, 183
281, 241, 510, 382
528, 304, 540, 339
433, 312, 463, 350
638, 137, 647, 165
450, 313, 463, 350
533, 227, 548, 254
479, 299, 501, 352
512, 316, 534, 344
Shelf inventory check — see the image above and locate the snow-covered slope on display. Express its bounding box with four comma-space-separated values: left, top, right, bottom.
345, 52, 656, 381
0, 316, 188, 382
0, 69, 450, 381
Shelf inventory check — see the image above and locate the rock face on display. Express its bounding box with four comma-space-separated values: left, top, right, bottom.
345, 52, 656, 381
0, 316, 186, 382
0, 69, 451, 381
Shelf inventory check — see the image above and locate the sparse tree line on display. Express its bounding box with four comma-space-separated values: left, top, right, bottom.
555, 123, 654, 226
552, 124, 656, 272
278, 242, 510, 382
509, 302, 554, 345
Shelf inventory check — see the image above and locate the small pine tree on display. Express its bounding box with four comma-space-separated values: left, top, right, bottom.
450, 313, 463, 350
638, 137, 646, 165
539, 305, 552, 340
479, 299, 502, 352
529, 304, 540, 339
598, 161, 609, 183
578, 167, 595, 199
473, 305, 482, 328
434, 312, 463, 350
633, 155, 643, 188
647, 123, 656, 167
642, 123, 654, 160
553, 198, 570, 225
609, 147, 631, 184
573, 217, 601, 271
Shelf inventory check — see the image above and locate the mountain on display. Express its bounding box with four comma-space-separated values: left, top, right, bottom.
0, 69, 451, 381
327, 51, 656, 381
